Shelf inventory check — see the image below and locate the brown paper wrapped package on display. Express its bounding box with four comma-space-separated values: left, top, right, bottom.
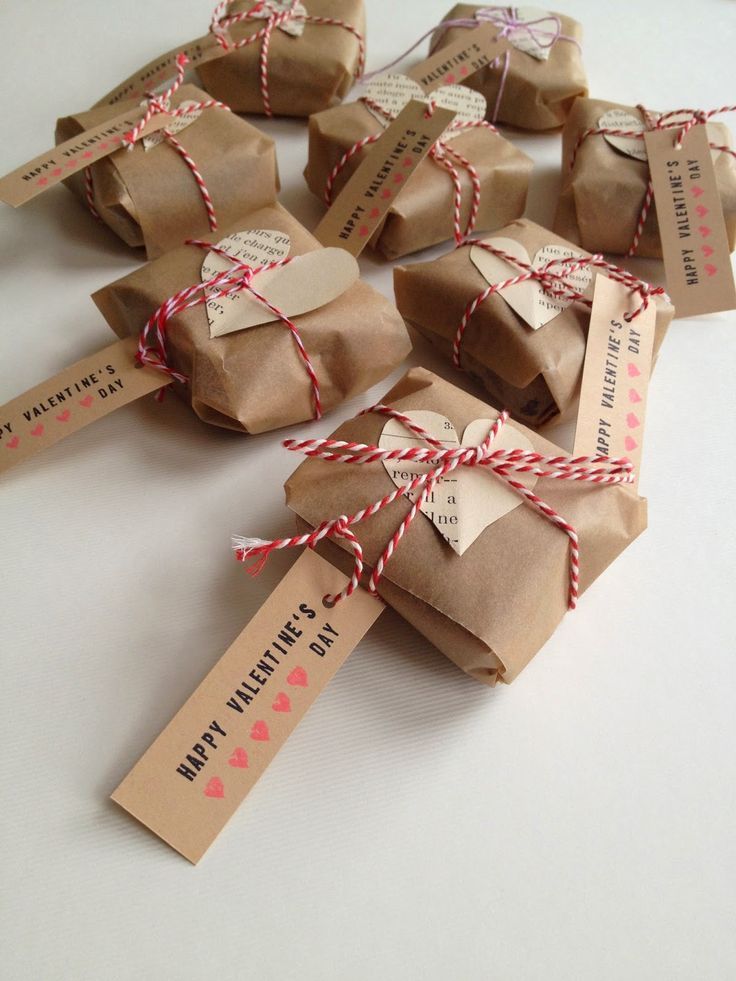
554, 97, 736, 258
92, 203, 411, 433
431, 5, 587, 130
394, 218, 674, 428
56, 84, 278, 259
285, 367, 646, 685
304, 100, 533, 259
197, 0, 365, 116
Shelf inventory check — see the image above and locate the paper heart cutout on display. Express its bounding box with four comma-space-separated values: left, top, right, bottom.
204, 776, 224, 798
378, 410, 537, 556
494, 6, 559, 61
470, 237, 592, 331
251, 0, 307, 36
362, 73, 487, 138
629, 388, 642, 403
287, 666, 308, 687
599, 108, 721, 163
228, 747, 249, 768
272, 692, 291, 712
250, 720, 270, 741
627, 362, 641, 377
202, 230, 359, 338
143, 99, 203, 150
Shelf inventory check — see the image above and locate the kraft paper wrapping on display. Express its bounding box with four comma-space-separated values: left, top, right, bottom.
393, 219, 674, 428
197, 0, 365, 116
91, 202, 411, 433
285, 367, 647, 685
56, 84, 279, 259
555, 97, 736, 258
431, 5, 587, 130
304, 100, 533, 259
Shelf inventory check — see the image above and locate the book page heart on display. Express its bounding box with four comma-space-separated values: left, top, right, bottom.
498, 6, 558, 61
362, 74, 486, 138
202, 230, 359, 338
599, 109, 721, 163
378, 410, 537, 556
143, 99, 203, 150
251, 0, 307, 36
470, 236, 592, 330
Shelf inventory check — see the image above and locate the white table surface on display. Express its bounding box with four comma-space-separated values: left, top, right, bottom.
1, 2, 735, 978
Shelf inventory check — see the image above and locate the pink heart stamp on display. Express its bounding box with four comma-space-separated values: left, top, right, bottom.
250, 721, 270, 742
393, 173, 405, 184
624, 435, 638, 452
698, 225, 712, 238
627, 363, 641, 378
369, 207, 380, 219
287, 666, 308, 687
705, 264, 717, 277
403, 157, 413, 168
690, 185, 704, 198
626, 412, 640, 429
52, 168, 62, 177
272, 692, 291, 713
31, 424, 44, 437
56, 410, 71, 422
79, 395, 94, 408
695, 204, 708, 218
629, 388, 642, 404
228, 748, 249, 768
445, 73, 456, 83
204, 777, 224, 798
6, 436, 19, 449
381, 189, 392, 200
358, 226, 370, 237
702, 244, 714, 257
37, 177, 48, 186
66, 160, 77, 168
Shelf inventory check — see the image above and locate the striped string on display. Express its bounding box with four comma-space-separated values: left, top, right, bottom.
233, 404, 634, 608
136, 238, 322, 419
210, 0, 365, 117
568, 104, 736, 256
452, 241, 669, 370
85, 54, 228, 233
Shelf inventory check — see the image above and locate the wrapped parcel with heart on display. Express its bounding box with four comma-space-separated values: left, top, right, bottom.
304, 72, 532, 259
393, 218, 674, 428
274, 367, 647, 685
56, 82, 278, 259
91, 202, 411, 433
555, 97, 736, 258
428, 4, 587, 130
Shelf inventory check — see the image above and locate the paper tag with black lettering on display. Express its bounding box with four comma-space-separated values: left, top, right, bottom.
644, 125, 736, 317
92, 33, 228, 109
573, 276, 657, 489
0, 110, 172, 207
0, 338, 170, 475
407, 21, 510, 92
313, 99, 456, 256
112, 549, 384, 863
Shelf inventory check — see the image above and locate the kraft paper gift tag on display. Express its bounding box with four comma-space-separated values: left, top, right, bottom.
555, 97, 736, 262
55, 84, 279, 259
429, 4, 587, 130
393, 218, 674, 429
284, 366, 648, 686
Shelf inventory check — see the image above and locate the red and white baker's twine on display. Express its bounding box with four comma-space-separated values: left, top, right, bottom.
233, 404, 634, 608
136, 239, 322, 418
209, 0, 365, 117
85, 53, 228, 232
453, 242, 668, 370
569, 104, 736, 256
324, 98, 496, 247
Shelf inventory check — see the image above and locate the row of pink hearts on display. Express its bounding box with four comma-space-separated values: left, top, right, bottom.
204, 665, 309, 799
4, 394, 95, 450
625, 361, 644, 453
36, 141, 124, 186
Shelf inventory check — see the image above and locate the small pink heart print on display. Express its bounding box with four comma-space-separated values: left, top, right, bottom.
82, 150, 93, 159
369, 207, 380, 219
79, 395, 94, 408
56, 410, 71, 422
52, 168, 62, 177
204, 777, 224, 798
250, 721, 270, 741
393, 173, 404, 184
698, 225, 712, 238
272, 692, 291, 713
460, 65, 469, 76
403, 157, 413, 168
66, 160, 77, 168
627, 362, 641, 378
381, 189, 392, 200
287, 667, 308, 687
702, 244, 714, 257
6, 436, 19, 449
624, 435, 638, 452
228, 748, 249, 768
705, 264, 717, 277
626, 412, 640, 429
629, 388, 642, 404
37, 177, 48, 186
695, 204, 709, 218
30, 424, 44, 437
690, 185, 704, 198
445, 73, 456, 83
359, 226, 370, 237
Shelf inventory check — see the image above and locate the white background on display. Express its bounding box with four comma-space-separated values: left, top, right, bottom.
1, 2, 735, 978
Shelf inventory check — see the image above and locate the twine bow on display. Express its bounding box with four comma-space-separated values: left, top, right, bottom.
233, 404, 634, 608
569, 104, 736, 256
209, 0, 365, 117
136, 238, 322, 418
85, 54, 228, 232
